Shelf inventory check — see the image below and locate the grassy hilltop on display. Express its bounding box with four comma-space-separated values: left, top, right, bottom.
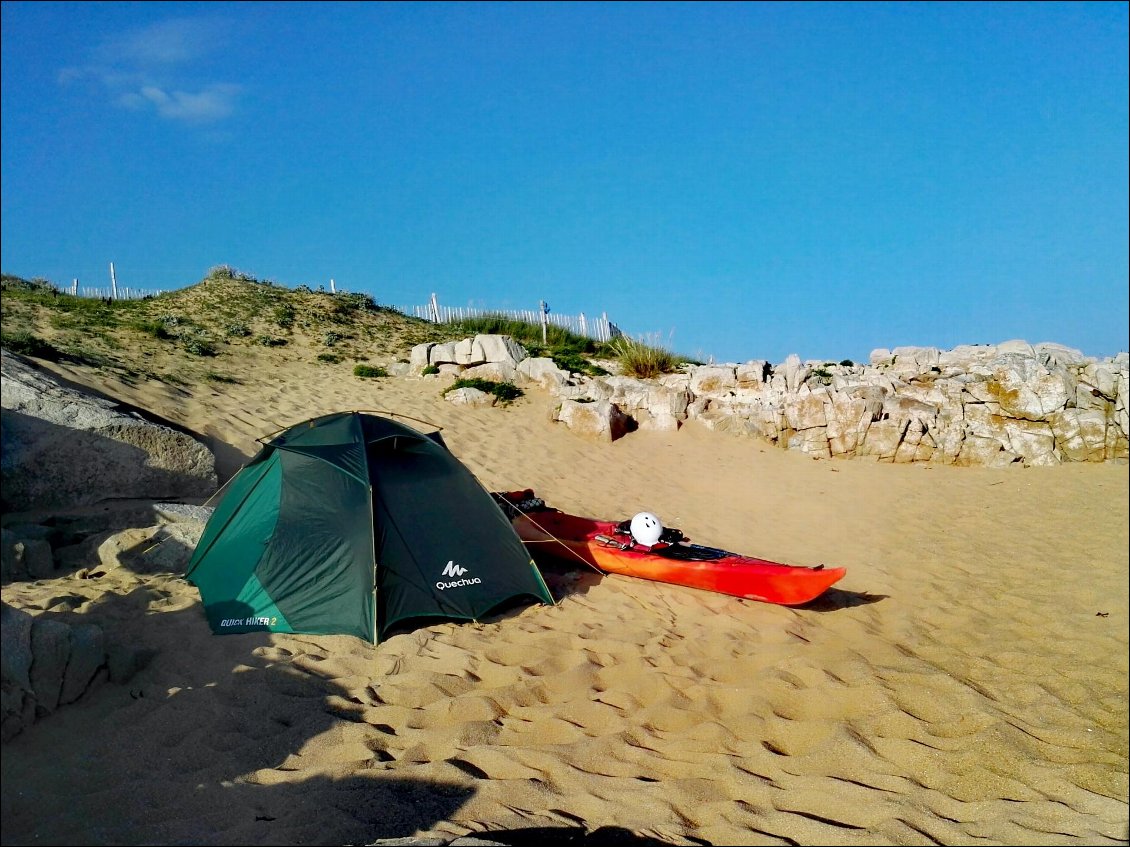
1, 267, 461, 386
1, 267, 683, 388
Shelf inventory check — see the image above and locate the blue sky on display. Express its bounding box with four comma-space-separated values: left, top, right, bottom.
2, 1, 1127, 364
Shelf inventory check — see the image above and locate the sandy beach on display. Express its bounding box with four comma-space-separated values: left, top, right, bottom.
2, 349, 1127, 846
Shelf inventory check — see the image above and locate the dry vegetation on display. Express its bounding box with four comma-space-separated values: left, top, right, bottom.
1, 268, 461, 388
1, 267, 693, 393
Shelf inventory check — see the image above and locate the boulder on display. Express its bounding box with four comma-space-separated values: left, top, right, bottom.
94, 522, 205, 574
58, 624, 106, 706
0, 603, 35, 741
688, 365, 738, 395
474, 335, 527, 365
2, 598, 132, 740
1, 533, 55, 582
516, 357, 571, 391
1, 350, 217, 511
461, 362, 518, 383
444, 387, 496, 408
409, 343, 434, 372
553, 400, 631, 442
29, 618, 71, 715
735, 360, 771, 388
988, 355, 1071, 421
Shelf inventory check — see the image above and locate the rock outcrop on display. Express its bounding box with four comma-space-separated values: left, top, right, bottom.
410, 334, 529, 376
0, 502, 211, 741
409, 337, 1129, 465
1, 350, 218, 510
2, 602, 124, 742
0, 350, 220, 740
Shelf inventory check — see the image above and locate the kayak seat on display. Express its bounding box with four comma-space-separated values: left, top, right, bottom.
651, 543, 731, 562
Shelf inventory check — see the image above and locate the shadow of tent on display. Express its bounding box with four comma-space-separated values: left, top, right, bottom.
0, 590, 481, 845
537, 567, 604, 601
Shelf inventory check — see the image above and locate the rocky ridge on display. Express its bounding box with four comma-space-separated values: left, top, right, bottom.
411, 336, 1129, 466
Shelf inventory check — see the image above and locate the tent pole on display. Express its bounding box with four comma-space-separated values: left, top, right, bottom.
368, 482, 379, 644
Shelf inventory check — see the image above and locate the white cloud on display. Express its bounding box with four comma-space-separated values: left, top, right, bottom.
97, 18, 222, 66
135, 83, 242, 123
64, 16, 242, 126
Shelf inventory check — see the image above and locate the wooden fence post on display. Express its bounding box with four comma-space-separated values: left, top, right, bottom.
109, 263, 118, 300
540, 300, 550, 345
430, 293, 440, 323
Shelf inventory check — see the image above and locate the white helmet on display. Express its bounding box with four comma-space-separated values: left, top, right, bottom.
629, 511, 663, 547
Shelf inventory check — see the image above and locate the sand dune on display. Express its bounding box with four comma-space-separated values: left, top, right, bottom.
1, 356, 1126, 846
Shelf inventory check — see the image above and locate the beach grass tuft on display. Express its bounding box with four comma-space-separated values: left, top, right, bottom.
607, 333, 681, 378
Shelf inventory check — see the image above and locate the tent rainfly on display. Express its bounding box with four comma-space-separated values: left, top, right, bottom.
185, 411, 554, 643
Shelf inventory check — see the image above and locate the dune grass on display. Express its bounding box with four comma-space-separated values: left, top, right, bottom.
445, 316, 614, 376
606, 334, 681, 379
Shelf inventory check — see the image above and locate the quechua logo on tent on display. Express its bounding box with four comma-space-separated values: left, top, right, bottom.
437, 560, 482, 590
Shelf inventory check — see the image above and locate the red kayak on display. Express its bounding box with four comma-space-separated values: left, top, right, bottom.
495, 491, 845, 606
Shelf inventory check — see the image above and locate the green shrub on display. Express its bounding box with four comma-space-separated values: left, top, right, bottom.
809, 367, 833, 386
208, 265, 258, 282
226, 322, 251, 338
354, 364, 388, 378
839, 359, 854, 367
255, 335, 288, 347
183, 337, 216, 357
550, 350, 609, 377
129, 319, 172, 339
272, 304, 295, 329
331, 293, 378, 320
422, 364, 440, 375
317, 352, 342, 364
443, 378, 523, 406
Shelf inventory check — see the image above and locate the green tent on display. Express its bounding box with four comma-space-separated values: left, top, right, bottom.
185, 411, 553, 643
